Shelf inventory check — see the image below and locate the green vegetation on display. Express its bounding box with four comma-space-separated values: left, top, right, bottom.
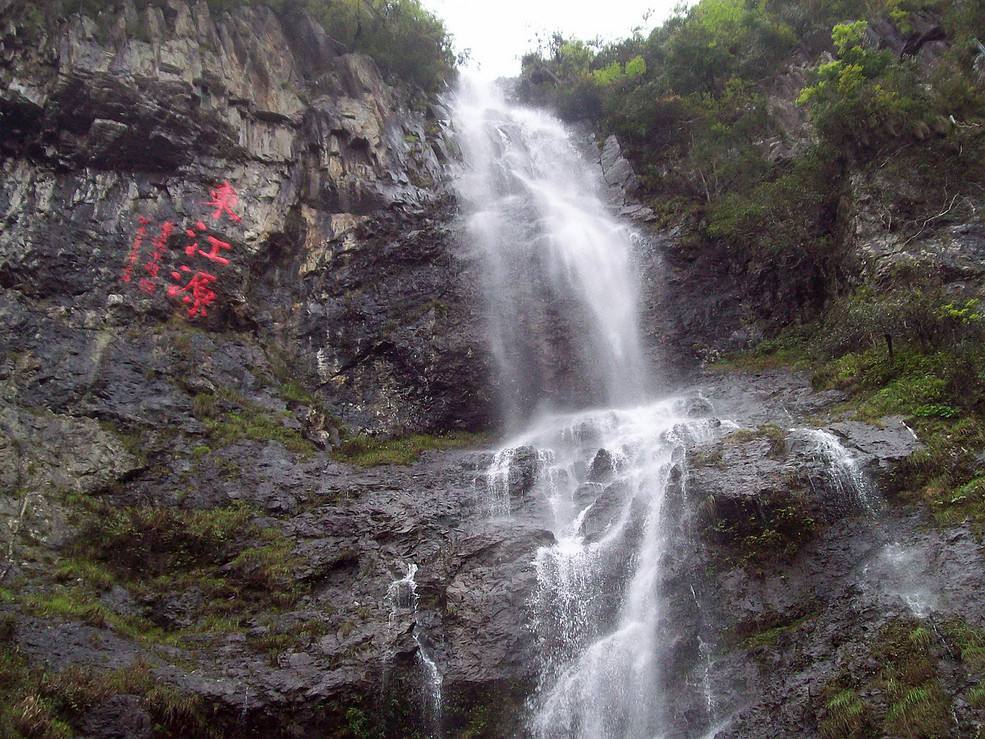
345, 706, 374, 738
699, 489, 817, 568
726, 424, 788, 457
518, 0, 985, 313
740, 613, 814, 650
941, 617, 985, 671
820, 689, 867, 738
76, 501, 303, 606
817, 616, 979, 738
1, 499, 310, 655
204, 407, 314, 455
332, 431, 485, 466
192, 388, 316, 456
720, 276, 985, 531
247, 619, 330, 664
969, 683, 985, 709
0, 648, 219, 739
883, 683, 950, 737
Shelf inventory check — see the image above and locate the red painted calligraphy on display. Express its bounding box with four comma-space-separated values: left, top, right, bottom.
182, 221, 232, 266
120, 216, 151, 283
206, 181, 242, 223
138, 221, 175, 295
120, 181, 243, 320
167, 267, 218, 318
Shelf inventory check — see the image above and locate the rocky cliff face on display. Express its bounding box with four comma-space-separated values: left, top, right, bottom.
0, 1, 518, 735
1, 0, 491, 436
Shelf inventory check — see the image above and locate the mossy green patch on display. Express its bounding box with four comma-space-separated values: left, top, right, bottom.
725, 424, 787, 457
715, 330, 814, 372
0, 647, 220, 739
278, 381, 317, 406
883, 681, 950, 738
53, 558, 116, 591
226, 534, 302, 606
191, 388, 315, 457
941, 618, 985, 672
21, 587, 171, 645
204, 409, 314, 456
820, 688, 867, 738
969, 683, 985, 709
332, 431, 486, 467
740, 613, 814, 650
817, 616, 961, 738
55, 499, 308, 644
247, 619, 330, 664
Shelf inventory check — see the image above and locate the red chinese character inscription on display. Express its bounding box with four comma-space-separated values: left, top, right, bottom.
119, 182, 242, 320
207, 181, 242, 223
168, 267, 218, 318
120, 216, 151, 283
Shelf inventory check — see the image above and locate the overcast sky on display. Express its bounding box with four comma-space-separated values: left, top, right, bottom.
421, 1, 692, 79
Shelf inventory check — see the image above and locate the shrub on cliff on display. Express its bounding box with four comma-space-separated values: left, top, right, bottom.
285, 0, 458, 93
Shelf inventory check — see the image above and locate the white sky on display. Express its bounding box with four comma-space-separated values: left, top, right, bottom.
421, 0, 692, 79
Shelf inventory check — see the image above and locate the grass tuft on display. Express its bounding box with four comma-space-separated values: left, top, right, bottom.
820, 689, 866, 738
332, 432, 486, 467
883, 682, 950, 738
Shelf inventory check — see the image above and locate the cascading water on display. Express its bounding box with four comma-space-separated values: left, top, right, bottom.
791, 428, 877, 513
451, 77, 884, 738
385, 564, 443, 735
453, 77, 727, 737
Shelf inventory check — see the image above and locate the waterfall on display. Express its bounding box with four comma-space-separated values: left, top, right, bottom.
454, 76, 721, 737
454, 76, 648, 425
451, 76, 891, 737
439, 67, 953, 739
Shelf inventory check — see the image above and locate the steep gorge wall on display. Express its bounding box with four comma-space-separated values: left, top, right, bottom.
0, 0, 492, 437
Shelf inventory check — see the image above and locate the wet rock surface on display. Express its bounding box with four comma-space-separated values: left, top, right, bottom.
653, 372, 985, 739
0, 1, 502, 733
0, 0, 491, 436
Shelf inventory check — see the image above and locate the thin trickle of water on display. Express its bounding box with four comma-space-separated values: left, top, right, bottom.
793, 431, 939, 619
689, 584, 716, 720
792, 428, 877, 513
385, 564, 443, 736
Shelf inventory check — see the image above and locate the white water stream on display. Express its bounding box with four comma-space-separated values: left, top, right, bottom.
454, 77, 728, 736
455, 77, 648, 426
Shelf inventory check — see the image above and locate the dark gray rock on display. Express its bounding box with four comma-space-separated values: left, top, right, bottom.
587, 447, 615, 483
828, 417, 922, 467
80, 695, 153, 739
